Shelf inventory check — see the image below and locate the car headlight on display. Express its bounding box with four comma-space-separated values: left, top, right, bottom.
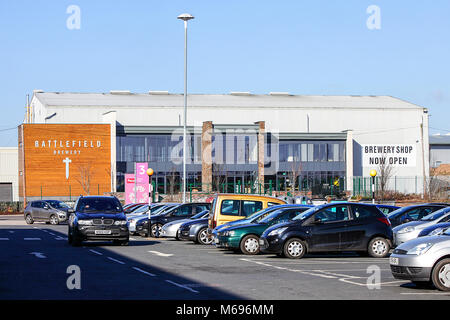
223, 230, 235, 237
114, 220, 128, 225
398, 226, 415, 234
407, 243, 434, 255
429, 228, 444, 236
268, 227, 288, 237
78, 220, 93, 225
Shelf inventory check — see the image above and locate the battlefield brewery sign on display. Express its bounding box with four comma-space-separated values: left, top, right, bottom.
18, 124, 111, 198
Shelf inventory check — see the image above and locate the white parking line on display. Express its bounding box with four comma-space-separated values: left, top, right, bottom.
165, 280, 199, 294
24, 238, 41, 241
132, 267, 156, 277
89, 249, 103, 256
0, 238, 10, 240
401, 292, 450, 296
107, 257, 125, 265
148, 250, 173, 257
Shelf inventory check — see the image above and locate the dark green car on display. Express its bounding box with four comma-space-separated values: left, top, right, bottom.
216, 206, 312, 255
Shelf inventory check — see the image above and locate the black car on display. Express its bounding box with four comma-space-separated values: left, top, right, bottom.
387, 203, 449, 228
136, 202, 211, 237
67, 196, 129, 246
178, 216, 211, 245
259, 202, 393, 259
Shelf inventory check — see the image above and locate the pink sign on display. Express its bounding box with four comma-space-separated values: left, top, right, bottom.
124, 163, 149, 204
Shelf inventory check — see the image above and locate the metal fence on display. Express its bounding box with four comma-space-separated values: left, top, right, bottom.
352, 176, 450, 200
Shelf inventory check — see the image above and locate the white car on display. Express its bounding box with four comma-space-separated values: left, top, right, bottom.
393, 207, 450, 246
160, 210, 209, 239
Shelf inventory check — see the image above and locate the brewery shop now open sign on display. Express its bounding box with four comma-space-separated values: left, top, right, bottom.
362, 144, 417, 167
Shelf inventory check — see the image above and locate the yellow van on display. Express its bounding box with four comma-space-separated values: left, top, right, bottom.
208, 194, 286, 232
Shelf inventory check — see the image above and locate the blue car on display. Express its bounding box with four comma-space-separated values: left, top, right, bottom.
211, 204, 314, 240
387, 203, 449, 228
67, 196, 129, 246
375, 204, 400, 216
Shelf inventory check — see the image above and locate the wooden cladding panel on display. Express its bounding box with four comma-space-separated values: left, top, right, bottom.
21, 124, 111, 197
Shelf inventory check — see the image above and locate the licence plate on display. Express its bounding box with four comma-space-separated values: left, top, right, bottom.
214, 238, 219, 244
259, 239, 265, 246
95, 230, 112, 235
390, 257, 399, 265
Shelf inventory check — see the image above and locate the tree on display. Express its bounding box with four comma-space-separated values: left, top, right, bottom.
376, 154, 396, 201
75, 162, 92, 195
288, 158, 303, 197
212, 163, 228, 193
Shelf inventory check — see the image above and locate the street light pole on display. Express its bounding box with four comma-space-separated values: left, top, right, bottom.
178, 13, 194, 204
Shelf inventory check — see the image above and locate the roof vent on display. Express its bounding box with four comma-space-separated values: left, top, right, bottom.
149, 91, 169, 95
269, 92, 290, 96
230, 91, 251, 96
110, 90, 131, 95
33, 89, 44, 93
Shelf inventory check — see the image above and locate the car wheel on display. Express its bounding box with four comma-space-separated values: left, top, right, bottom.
240, 235, 260, 255
67, 227, 73, 244
150, 224, 162, 238
368, 237, 390, 258
69, 228, 82, 247
431, 258, 450, 291
197, 228, 213, 245
25, 214, 34, 224
283, 238, 306, 259
49, 215, 59, 225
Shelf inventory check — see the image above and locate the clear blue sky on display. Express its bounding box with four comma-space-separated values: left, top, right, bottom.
0, 0, 449, 146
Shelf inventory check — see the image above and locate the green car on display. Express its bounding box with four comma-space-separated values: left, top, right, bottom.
216, 206, 312, 255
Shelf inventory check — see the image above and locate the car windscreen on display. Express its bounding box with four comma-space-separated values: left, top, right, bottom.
191, 210, 208, 220
133, 205, 150, 214
387, 207, 410, 219
421, 207, 450, 221
46, 200, 71, 209
249, 207, 281, 223
292, 206, 320, 221
76, 198, 122, 213
257, 209, 286, 224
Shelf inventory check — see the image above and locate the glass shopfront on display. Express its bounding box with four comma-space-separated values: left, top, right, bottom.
115, 133, 346, 197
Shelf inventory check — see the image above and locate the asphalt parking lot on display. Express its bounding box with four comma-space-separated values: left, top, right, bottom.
1, 215, 449, 300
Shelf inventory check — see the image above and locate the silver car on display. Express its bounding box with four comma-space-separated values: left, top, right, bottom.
24, 200, 71, 225
160, 210, 209, 239
393, 207, 450, 246
128, 204, 177, 234
390, 229, 450, 291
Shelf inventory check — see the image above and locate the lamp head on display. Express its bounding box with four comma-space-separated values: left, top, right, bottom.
177, 13, 195, 21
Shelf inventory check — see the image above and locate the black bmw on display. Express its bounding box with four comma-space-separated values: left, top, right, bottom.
68, 196, 129, 246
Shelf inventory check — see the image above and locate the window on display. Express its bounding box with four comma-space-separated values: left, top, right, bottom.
353, 205, 375, 219
173, 205, 193, 217
268, 202, 281, 207
242, 201, 263, 217
31, 201, 42, 208
221, 200, 240, 216
405, 208, 421, 220
195, 204, 210, 213
314, 205, 349, 223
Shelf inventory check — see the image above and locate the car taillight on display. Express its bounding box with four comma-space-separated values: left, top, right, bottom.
377, 217, 391, 226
